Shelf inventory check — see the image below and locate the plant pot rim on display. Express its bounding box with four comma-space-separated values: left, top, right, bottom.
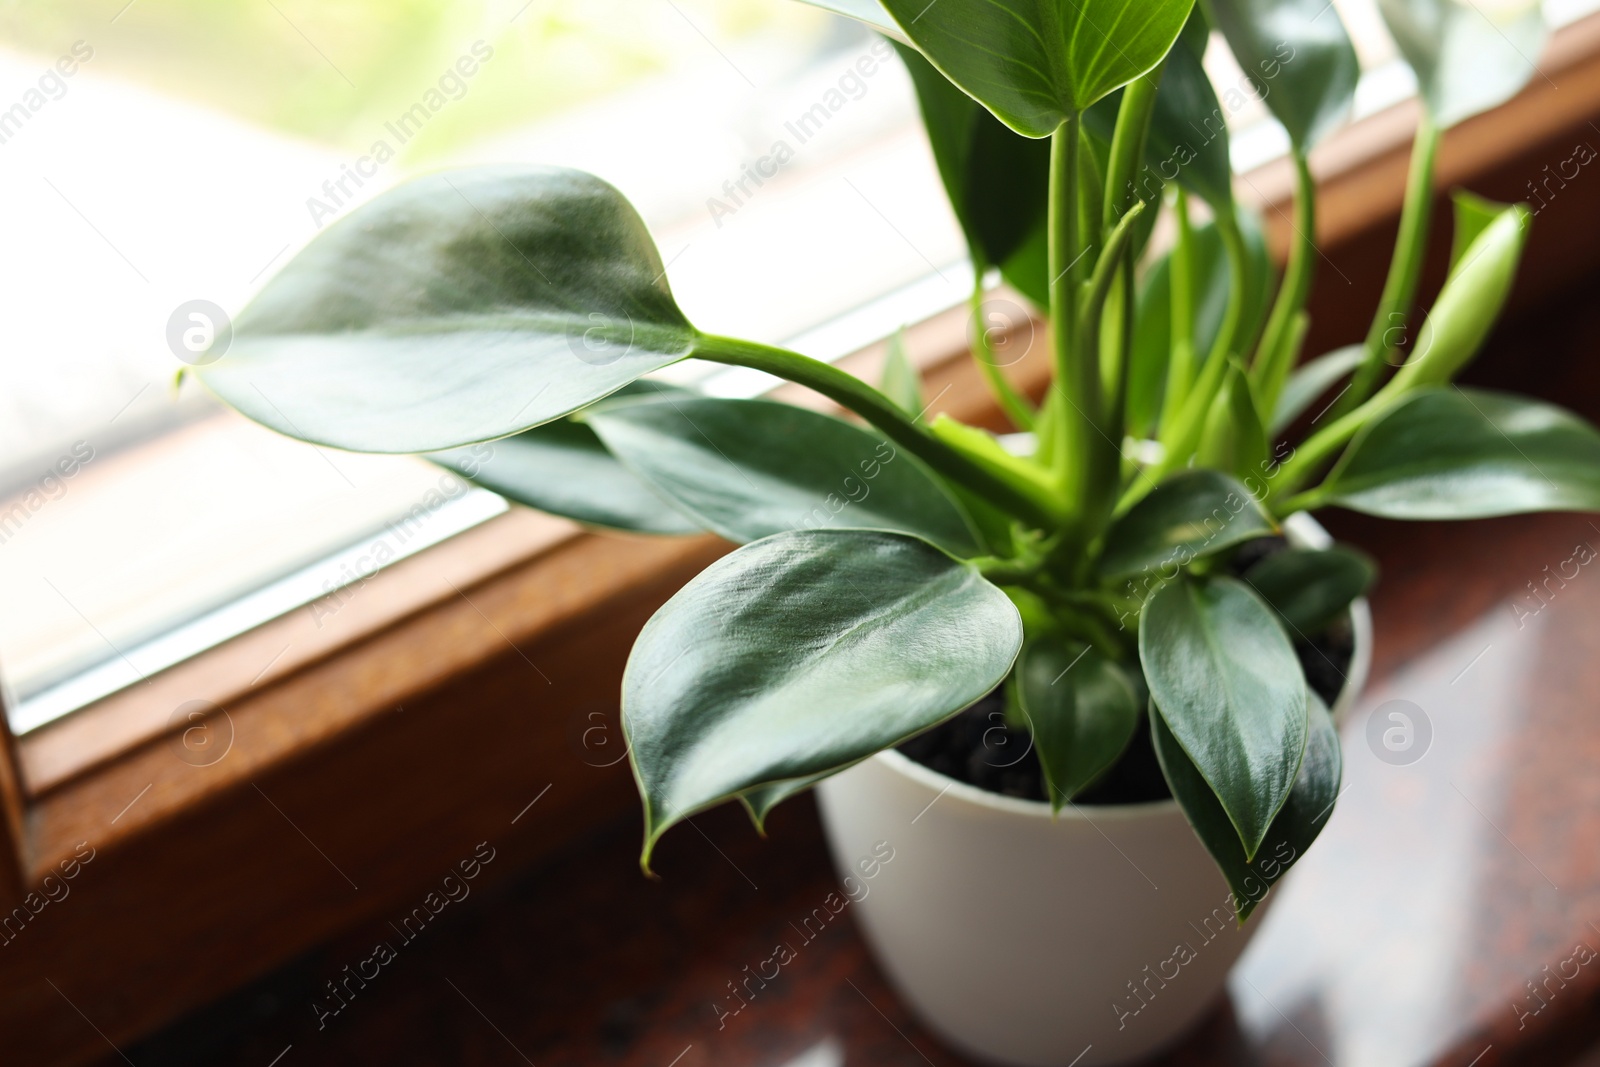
874, 510, 1374, 823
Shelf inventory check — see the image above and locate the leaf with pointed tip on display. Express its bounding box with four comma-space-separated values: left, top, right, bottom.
1270, 344, 1363, 432
1018, 636, 1140, 809
587, 397, 981, 554
879, 0, 1197, 138
1321, 387, 1600, 519
1241, 546, 1375, 634
740, 771, 837, 832
1100, 469, 1276, 579
1206, 0, 1360, 149
1378, 0, 1544, 129
1140, 574, 1308, 859
1152, 689, 1339, 921
625, 529, 1022, 867
199, 167, 699, 454
880, 329, 924, 419
1199, 359, 1269, 479
1449, 190, 1512, 271
428, 380, 698, 535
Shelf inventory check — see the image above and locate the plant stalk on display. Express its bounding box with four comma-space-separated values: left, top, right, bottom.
1047, 114, 1089, 501
693, 333, 1064, 528
969, 273, 1037, 431
1249, 151, 1317, 413
1330, 112, 1441, 419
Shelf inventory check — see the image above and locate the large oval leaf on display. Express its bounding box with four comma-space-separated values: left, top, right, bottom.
1100, 468, 1275, 579
1152, 689, 1339, 921
1018, 636, 1140, 809
879, 0, 1197, 137
1321, 387, 1600, 519
428, 381, 698, 535
1140, 574, 1308, 859
199, 167, 698, 453
1379, 0, 1544, 129
624, 529, 1022, 865
1206, 0, 1360, 149
587, 397, 981, 554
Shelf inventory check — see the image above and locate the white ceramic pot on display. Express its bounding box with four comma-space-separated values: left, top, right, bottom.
815, 513, 1371, 1067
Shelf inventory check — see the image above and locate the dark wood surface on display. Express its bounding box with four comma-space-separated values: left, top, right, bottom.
77, 283, 1600, 1066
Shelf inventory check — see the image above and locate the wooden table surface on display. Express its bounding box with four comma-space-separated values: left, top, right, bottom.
106, 303, 1600, 1067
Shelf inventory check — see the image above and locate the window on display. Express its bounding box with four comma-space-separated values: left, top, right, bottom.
1, 0, 1596, 739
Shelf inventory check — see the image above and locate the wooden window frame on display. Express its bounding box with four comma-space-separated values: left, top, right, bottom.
7, 13, 1600, 1061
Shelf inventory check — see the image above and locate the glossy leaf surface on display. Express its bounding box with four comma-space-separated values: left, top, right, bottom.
1379, 0, 1544, 128
587, 397, 980, 554
1140, 574, 1308, 858
200, 167, 698, 454
1152, 689, 1339, 921
880, 0, 1197, 137
1101, 469, 1275, 578
1242, 545, 1375, 634
428, 380, 696, 535
1018, 636, 1140, 809
625, 530, 1022, 863
1206, 0, 1360, 148
1322, 387, 1600, 519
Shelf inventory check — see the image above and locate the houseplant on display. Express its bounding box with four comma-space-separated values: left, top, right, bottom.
189, 0, 1596, 1060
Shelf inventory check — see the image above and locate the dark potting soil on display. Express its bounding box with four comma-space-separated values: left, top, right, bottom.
896, 536, 1356, 806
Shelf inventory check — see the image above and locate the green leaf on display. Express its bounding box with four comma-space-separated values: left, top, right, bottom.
1391, 202, 1530, 391
1378, 0, 1544, 129
625, 529, 1022, 865
879, 328, 924, 418
199, 167, 698, 454
1140, 575, 1308, 858
587, 397, 981, 554
1198, 359, 1269, 479
1321, 387, 1600, 519
1206, 0, 1360, 149
1449, 190, 1512, 271
1100, 469, 1276, 579
739, 773, 833, 833
1017, 636, 1140, 809
1241, 546, 1375, 634
879, 0, 1197, 137
1151, 689, 1339, 921
427, 380, 697, 535
1270, 344, 1363, 433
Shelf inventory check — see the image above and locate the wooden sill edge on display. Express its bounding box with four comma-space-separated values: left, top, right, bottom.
12, 5, 1600, 883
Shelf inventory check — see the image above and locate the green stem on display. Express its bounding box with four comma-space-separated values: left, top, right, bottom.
1160, 188, 1198, 431
1331, 112, 1440, 420
694, 334, 1064, 528
1209, 208, 1250, 367
1102, 64, 1163, 227
1047, 115, 1088, 496
969, 275, 1037, 431
1250, 151, 1317, 414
